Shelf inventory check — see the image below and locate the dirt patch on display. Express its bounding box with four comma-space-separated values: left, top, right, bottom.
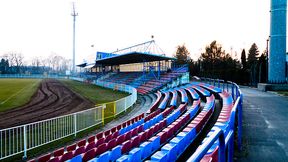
0, 79, 95, 129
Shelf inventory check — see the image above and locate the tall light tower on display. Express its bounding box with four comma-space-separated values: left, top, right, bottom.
71, 2, 78, 74
268, 0, 287, 83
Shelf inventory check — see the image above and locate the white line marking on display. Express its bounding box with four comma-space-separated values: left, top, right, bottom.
1, 80, 39, 105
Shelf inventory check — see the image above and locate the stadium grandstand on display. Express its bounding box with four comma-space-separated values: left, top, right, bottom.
77, 40, 190, 94
1, 40, 242, 162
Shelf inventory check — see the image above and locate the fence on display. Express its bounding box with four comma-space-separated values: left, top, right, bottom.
0, 76, 137, 160
191, 77, 243, 161
0, 74, 67, 79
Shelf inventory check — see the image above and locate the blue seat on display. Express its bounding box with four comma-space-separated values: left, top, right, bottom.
139, 118, 144, 125
185, 127, 196, 142
119, 127, 126, 135
140, 141, 152, 159
67, 154, 82, 162
143, 122, 149, 131
167, 115, 173, 125
149, 136, 160, 152
88, 151, 110, 162
128, 147, 141, 161
109, 146, 122, 161
170, 136, 185, 155
150, 150, 169, 162
173, 110, 178, 117
126, 125, 132, 132
116, 155, 129, 162
161, 143, 178, 161
189, 107, 198, 118
177, 132, 189, 145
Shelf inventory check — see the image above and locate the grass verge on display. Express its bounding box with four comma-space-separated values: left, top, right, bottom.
276, 91, 288, 96
60, 79, 129, 104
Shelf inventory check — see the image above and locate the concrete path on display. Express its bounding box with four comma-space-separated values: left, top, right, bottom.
237, 87, 288, 161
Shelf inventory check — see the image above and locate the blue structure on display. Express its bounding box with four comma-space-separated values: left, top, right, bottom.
268, 0, 287, 83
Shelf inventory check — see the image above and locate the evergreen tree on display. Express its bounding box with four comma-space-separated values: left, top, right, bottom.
241, 49, 247, 69
174, 44, 190, 65
247, 43, 259, 68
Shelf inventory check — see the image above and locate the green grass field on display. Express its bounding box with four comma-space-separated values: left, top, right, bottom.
60, 79, 129, 104
0, 79, 41, 112
276, 91, 288, 96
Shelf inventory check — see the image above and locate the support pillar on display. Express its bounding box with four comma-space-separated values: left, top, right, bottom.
268, 0, 287, 83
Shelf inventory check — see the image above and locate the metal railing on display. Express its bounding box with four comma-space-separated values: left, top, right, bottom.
190, 77, 243, 161
0, 106, 102, 160
0, 76, 137, 160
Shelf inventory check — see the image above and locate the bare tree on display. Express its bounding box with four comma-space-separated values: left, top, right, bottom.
3, 52, 24, 73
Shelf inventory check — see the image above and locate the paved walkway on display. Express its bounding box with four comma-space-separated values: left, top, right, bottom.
237, 87, 288, 161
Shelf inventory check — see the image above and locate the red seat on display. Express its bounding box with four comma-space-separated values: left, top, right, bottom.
48, 157, 60, 162
95, 137, 105, 147
88, 135, 95, 143
38, 154, 51, 162
112, 131, 119, 139
66, 143, 77, 152
104, 130, 111, 136
53, 147, 64, 157
117, 125, 122, 130
124, 131, 132, 141
131, 128, 138, 137
127, 120, 131, 126
157, 131, 167, 144
153, 124, 159, 134
137, 125, 144, 133
139, 132, 147, 143
107, 138, 117, 150
59, 152, 73, 162
73, 146, 85, 156
122, 122, 127, 128
147, 128, 154, 138
121, 141, 132, 154
82, 148, 96, 162
116, 134, 125, 145
96, 132, 103, 140
131, 136, 140, 148
85, 141, 96, 152
95, 143, 107, 156
77, 139, 86, 147
200, 146, 219, 162
111, 127, 117, 133
105, 134, 113, 143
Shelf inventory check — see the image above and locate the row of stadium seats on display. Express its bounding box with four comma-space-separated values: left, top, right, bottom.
64, 86, 193, 161
28, 113, 145, 162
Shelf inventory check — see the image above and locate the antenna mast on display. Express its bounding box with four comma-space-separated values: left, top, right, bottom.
71, 2, 78, 74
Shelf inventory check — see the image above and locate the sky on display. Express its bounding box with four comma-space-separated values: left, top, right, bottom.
0, 0, 280, 65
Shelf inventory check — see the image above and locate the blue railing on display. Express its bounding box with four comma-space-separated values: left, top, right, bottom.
190, 77, 243, 161
187, 127, 226, 162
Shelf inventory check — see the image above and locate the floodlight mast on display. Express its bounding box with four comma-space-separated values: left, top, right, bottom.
71, 2, 78, 74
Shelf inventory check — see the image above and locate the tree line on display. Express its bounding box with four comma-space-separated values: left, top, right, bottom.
174, 40, 267, 85
0, 52, 72, 75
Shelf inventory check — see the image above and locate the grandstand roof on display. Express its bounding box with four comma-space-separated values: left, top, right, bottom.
95, 52, 175, 65
77, 63, 87, 67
